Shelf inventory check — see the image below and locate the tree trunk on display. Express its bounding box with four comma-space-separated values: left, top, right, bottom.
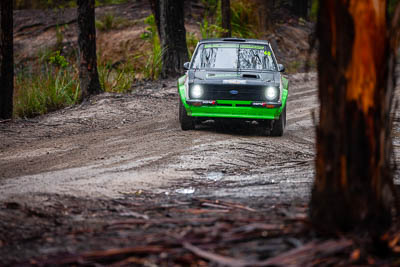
0, 0, 13, 119
254, 0, 272, 32
77, 0, 101, 100
159, 0, 188, 78
292, 0, 309, 18
221, 0, 231, 37
310, 0, 396, 233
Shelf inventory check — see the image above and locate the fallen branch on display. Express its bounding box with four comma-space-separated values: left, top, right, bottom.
16, 22, 44, 33
173, 208, 230, 214
183, 242, 249, 267
198, 199, 257, 212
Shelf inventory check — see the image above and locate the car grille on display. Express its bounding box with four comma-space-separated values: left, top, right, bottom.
190, 84, 268, 101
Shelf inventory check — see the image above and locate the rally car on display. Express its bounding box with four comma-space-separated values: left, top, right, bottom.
178, 38, 288, 136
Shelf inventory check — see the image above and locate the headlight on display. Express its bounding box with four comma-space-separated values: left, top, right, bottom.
265, 86, 278, 101
191, 85, 203, 98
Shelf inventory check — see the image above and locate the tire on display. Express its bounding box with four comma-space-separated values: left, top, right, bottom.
270, 105, 286, 137
179, 98, 195, 131
260, 119, 272, 136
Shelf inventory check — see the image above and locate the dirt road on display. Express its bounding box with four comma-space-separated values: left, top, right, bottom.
0, 73, 318, 203
3, 73, 400, 265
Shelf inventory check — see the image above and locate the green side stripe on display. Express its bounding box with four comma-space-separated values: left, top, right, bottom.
204, 44, 238, 48
204, 44, 265, 50
240, 45, 264, 49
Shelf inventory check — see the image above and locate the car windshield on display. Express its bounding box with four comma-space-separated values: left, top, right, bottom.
191, 43, 277, 71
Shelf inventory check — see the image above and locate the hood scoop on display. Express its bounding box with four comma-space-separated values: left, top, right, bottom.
241, 73, 259, 79
206, 73, 240, 79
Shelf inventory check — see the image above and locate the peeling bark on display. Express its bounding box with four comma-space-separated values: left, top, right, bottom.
310, 0, 396, 233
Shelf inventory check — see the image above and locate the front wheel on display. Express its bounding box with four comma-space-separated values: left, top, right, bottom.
270, 105, 286, 137
179, 98, 195, 131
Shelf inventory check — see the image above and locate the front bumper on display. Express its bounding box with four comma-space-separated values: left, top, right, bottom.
184, 99, 283, 120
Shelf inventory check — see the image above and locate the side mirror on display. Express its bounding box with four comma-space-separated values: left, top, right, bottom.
278, 64, 285, 72
183, 62, 190, 70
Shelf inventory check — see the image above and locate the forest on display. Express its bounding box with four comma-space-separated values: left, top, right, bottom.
1, 0, 400, 266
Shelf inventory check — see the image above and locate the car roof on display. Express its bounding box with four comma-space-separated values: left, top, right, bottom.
198, 38, 270, 45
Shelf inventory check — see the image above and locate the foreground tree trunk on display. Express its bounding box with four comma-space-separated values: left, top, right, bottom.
77, 0, 101, 100
221, 0, 231, 37
159, 0, 188, 78
310, 0, 396, 233
0, 0, 13, 119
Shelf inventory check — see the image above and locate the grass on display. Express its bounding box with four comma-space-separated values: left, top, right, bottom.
14, 62, 80, 118
14, 47, 138, 118
98, 57, 136, 93
139, 14, 163, 80
96, 13, 132, 32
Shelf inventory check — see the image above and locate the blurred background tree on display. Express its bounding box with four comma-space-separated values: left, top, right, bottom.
0, 0, 14, 119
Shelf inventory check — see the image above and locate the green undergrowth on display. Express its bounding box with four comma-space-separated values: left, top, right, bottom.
96, 13, 133, 32
98, 56, 136, 93
198, 0, 258, 39
14, 48, 138, 118
230, 0, 258, 38
139, 14, 163, 80
14, 57, 80, 118
186, 32, 199, 58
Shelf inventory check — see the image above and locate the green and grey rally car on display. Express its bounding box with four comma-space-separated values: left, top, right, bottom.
177, 38, 288, 136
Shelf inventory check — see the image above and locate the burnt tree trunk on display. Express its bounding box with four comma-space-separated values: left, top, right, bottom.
310, 0, 396, 233
0, 0, 13, 119
77, 0, 101, 100
159, 0, 188, 78
221, 0, 231, 37
292, 0, 309, 18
